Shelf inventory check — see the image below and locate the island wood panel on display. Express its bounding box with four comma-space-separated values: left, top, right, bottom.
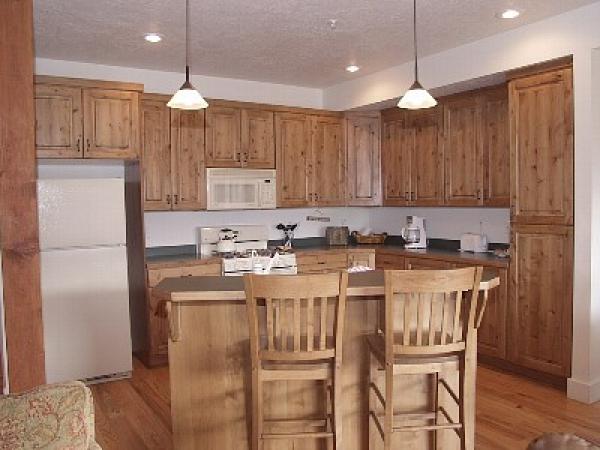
509, 67, 573, 225
508, 224, 573, 377
82, 88, 140, 159
242, 109, 275, 168
276, 112, 312, 207
346, 115, 381, 206
382, 118, 411, 206
170, 109, 206, 211
482, 87, 510, 207
168, 297, 461, 450
444, 95, 483, 206
409, 109, 444, 206
205, 105, 242, 167
0, 0, 46, 391
34, 84, 83, 158
311, 116, 346, 206
141, 96, 172, 210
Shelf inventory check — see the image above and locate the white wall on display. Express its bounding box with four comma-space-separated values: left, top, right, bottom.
144, 207, 371, 247
323, 1, 600, 403
35, 58, 323, 109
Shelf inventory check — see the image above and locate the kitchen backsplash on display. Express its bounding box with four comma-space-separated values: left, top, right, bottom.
144, 207, 510, 247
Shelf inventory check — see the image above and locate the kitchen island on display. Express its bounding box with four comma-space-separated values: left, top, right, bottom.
156, 270, 499, 450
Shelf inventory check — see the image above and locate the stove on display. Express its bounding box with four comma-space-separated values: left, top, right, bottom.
198, 225, 297, 276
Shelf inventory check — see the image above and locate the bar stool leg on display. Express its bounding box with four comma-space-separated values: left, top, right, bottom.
433, 373, 439, 450
333, 363, 343, 450
462, 344, 477, 450
325, 379, 334, 450
251, 367, 263, 450
383, 362, 393, 450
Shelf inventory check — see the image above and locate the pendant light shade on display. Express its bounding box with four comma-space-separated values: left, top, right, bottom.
168, 0, 208, 110
398, 0, 436, 110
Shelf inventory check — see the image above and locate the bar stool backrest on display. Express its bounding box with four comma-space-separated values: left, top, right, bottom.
244, 272, 348, 363
382, 267, 483, 357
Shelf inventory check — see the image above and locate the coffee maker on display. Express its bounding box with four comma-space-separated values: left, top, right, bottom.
401, 216, 427, 249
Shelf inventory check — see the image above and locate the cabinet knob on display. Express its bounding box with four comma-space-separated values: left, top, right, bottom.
174, 194, 179, 205
76, 138, 81, 153
166, 194, 172, 205
86, 139, 91, 151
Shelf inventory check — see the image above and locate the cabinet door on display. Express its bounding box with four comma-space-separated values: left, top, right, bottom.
312, 116, 346, 206
405, 257, 452, 270
375, 252, 405, 269
510, 67, 573, 225
275, 112, 312, 207
241, 109, 275, 168
410, 110, 444, 205
35, 84, 83, 158
444, 96, 483, 206
82, 88, 140, 159
205, 106, 242, 167
141, 97, 172, 211
508, 224, 573, 377
171, 109, 206, 210
346, 115, 381, 206
382, 118, 411, 206
483, 87, 510, 206
476, 267, 508, 359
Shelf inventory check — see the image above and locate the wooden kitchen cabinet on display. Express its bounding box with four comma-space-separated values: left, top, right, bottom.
509, 66, 573, 225
35, 77, 142, 159
347, 250, 376, 269
141, 96, 172, 210
35, 84, 83, 158
382, 108, 444, 206
508, 224, 573, 377
141, 94, 206, 211
346, 114, 381, 206
205, 105, 275, 168
311, 115, 346, 206
477, 266, 508, 359
405, 257, 452, 270
296, 251, 348, 273
276, 112, 345, 207
375, 251, 405, 269
144, 262, 221, 366
275, 112, 312, 207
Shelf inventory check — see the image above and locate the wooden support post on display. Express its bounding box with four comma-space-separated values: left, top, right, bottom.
0, 0, 46, 391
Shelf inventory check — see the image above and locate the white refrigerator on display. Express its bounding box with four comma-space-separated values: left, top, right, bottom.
38, 179, 132, 384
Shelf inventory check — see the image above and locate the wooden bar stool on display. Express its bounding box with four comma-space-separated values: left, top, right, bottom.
244, 272, 348, 450
367, 267, 483, 450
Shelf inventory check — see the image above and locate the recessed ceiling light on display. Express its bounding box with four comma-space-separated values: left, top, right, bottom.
144, 33, 163, 43
498, 9, 521, 19
346, 65, 360, 73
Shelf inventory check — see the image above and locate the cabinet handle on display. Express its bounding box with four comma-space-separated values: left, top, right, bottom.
174, 194, 179, 205
76, 138, 81, 153
405, 191, 409, 201
166, 194, 171, 205
86, 139, 91, 151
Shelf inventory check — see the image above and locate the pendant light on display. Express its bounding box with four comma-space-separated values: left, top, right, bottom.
398, 0, 437, 110
168, 0, 208, 110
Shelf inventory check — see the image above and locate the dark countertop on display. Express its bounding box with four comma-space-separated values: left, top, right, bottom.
146, 240, 510, 269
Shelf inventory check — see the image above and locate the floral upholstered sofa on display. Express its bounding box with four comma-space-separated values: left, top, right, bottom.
0, 381, 100, 449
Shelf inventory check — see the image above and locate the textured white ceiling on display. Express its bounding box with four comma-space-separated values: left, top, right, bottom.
34, 0, 598, 88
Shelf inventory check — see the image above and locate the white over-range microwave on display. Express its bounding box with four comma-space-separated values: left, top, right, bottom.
206, 168, 277, 210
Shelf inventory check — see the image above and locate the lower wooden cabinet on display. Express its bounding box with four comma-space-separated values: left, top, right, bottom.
508, 224, 573, 377
143, 262, 221, 366
347, 250, 375, 269
405, 257, 452, 270
296, 251, 348, 274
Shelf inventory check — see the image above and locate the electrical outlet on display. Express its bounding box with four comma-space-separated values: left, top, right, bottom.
306, 216, 331, 222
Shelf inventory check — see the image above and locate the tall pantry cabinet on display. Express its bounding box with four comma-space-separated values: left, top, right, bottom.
508, 62, 574, 378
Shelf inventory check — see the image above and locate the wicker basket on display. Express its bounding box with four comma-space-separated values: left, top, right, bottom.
351, 231, 388, 245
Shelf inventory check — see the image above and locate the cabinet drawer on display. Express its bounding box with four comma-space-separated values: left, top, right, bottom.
405, 257, 452, 270
375, 253, 405, 269
147, 263, 222, 287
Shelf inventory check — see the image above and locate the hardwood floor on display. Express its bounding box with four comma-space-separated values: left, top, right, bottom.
90, 359, 600, 450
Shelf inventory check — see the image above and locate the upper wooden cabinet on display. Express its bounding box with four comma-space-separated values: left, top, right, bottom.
311, 115, 346, 206
205, 105, 275, 168
35, 77, 142, 160
482, 88, 510, 206
346, 115, 381, 206
276, 112, 345, 207
509, 67, 573, 225
141, 95, 206, 211
276, 112, 312, 207
509, 224, 573, 377
35, 84, 83, 158
382, 108, 444, 206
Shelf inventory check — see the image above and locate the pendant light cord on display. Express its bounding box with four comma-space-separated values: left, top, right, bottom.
185, 0, 190, 82
413, 0, 418, 82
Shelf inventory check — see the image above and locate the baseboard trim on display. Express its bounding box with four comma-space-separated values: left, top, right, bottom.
567, 377, 600, 404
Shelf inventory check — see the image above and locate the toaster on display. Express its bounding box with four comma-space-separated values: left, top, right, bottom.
459, 233, 489, 253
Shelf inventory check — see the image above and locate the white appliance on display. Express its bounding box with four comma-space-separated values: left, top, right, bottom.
38, 179, 132, 384
401, 216, 427, 249
206, 168, 276, 210
198, 225, 269, 256
460, 233, 489, 253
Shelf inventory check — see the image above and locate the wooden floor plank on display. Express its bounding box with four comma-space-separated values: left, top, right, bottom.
90, 359, 600, 450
